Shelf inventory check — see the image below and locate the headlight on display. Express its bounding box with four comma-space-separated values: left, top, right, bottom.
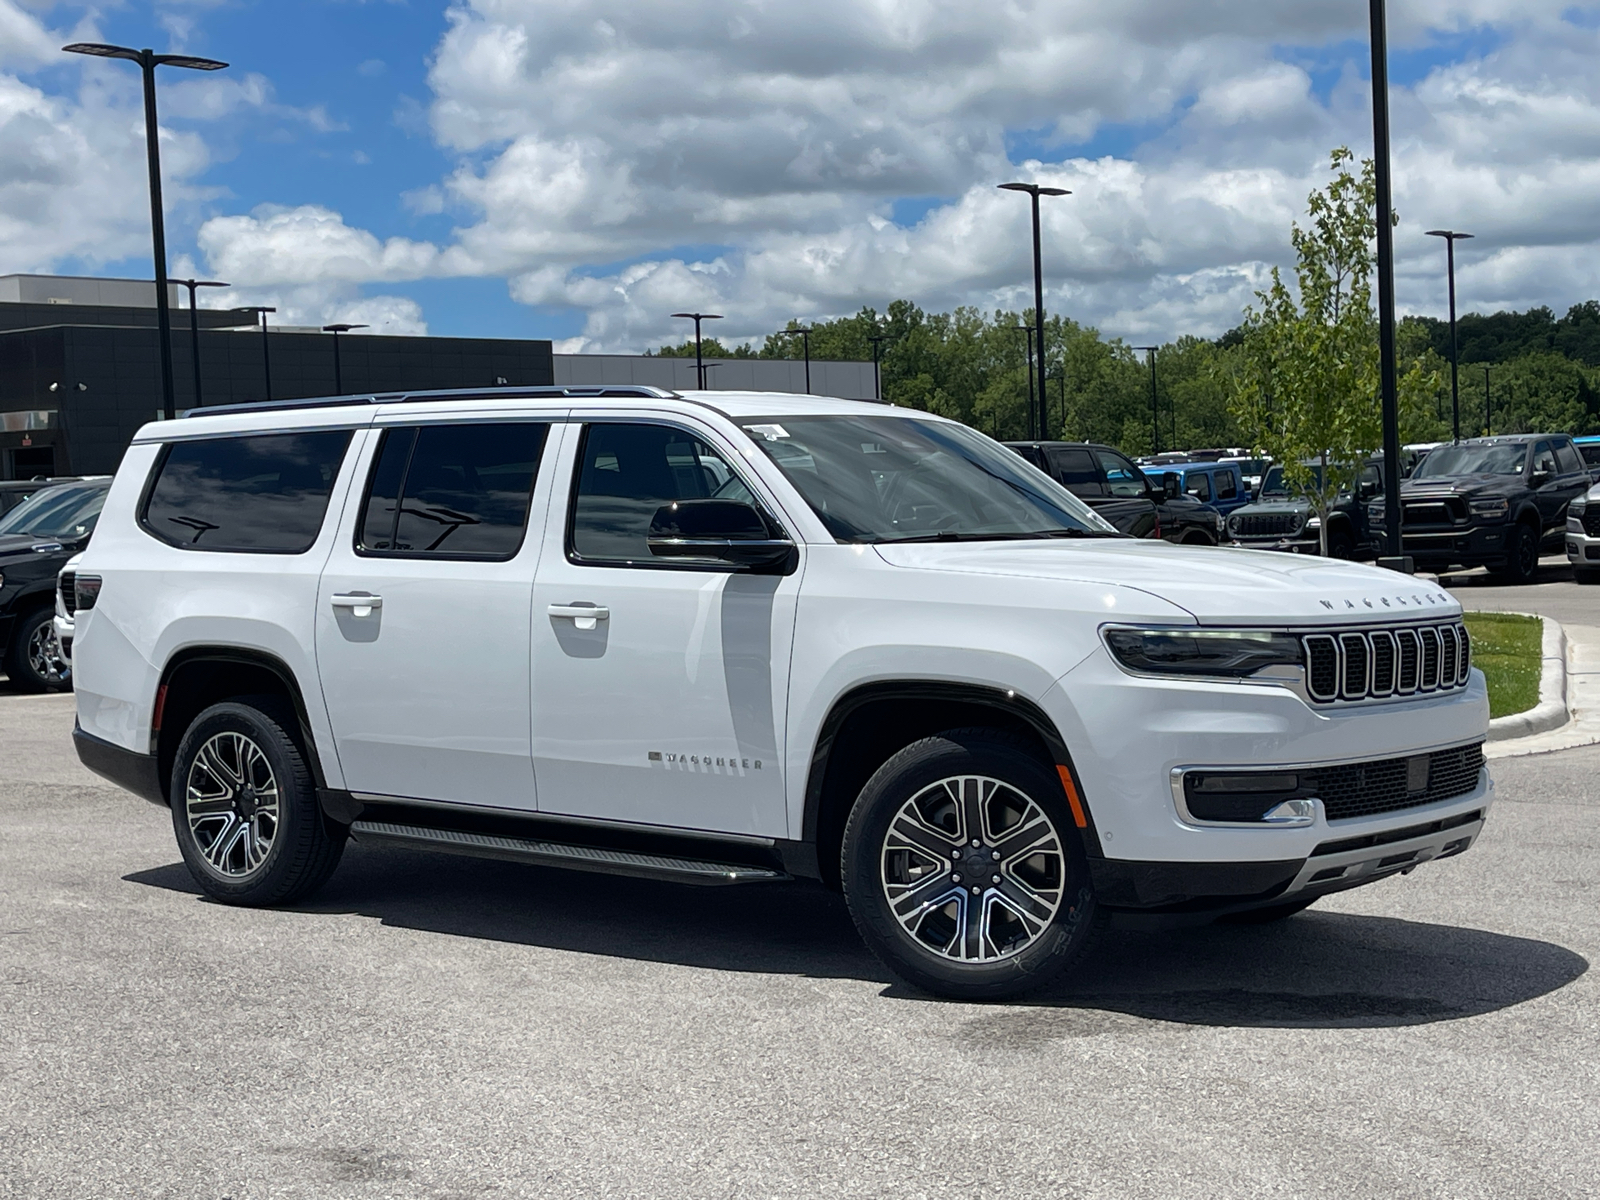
1470, 497, 1508, 517
1571, 497, 1587, 516
1104, 627, 1305, 678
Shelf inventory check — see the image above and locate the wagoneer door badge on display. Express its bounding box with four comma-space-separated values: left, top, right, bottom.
648, 750, 763, 773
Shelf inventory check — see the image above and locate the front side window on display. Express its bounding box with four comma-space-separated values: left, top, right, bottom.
570, 422, 759, 564
1185, 472, 1212, 502
1532, 441, 1557, 478
141, 431, 352, 553
1094, 450, 1146, 498
357, 422, 548, 560
743, 415, 1116, 543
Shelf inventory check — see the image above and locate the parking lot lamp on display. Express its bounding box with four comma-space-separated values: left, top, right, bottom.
775, 327, 813, 394
173, 279, 228, 409
63, 43, 228, 421
867, 333, 891, 401
670, 312, 722, 389
235, 307, 276, 401
1133, 346, 1159, 456
1368, 0, 1408, 572
322, 323, 369, 395
1425, 229, 1474, 443
998, 181, 1071, 440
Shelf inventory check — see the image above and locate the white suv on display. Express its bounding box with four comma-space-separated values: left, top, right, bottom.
70, 386, 1492, 999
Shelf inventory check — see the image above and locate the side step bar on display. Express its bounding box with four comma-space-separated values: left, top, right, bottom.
350, 820, 789, 886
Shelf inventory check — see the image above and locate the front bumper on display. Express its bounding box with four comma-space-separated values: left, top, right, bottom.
1566, 529, 1600, 565
1228, 534, 1320, 554
1393, 522, 1508, 566
53, 614, 73, 665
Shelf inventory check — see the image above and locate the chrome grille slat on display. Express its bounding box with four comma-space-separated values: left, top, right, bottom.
59, 569, 77, 617
1300, 622, 1468, 705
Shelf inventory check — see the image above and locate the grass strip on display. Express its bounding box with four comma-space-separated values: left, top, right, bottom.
1463, 612, 1543, 719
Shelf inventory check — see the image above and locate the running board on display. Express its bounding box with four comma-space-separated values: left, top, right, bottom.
349, 820, 789, 886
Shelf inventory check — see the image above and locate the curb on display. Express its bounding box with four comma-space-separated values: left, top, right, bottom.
1486, 615, 1568, 742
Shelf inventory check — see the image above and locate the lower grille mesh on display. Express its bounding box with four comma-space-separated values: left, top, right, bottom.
1311, 742, 1484, 821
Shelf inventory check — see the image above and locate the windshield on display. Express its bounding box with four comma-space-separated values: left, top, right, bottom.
741, 415, 1119, 542
0, 484, 107, 540
1258, 465, 1323, 497
1413, 443, 1526, 478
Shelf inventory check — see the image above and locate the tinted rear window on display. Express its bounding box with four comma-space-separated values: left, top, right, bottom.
141, 431, 352, 553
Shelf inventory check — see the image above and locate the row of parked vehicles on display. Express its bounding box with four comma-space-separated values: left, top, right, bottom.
1004, 434, 1600, 585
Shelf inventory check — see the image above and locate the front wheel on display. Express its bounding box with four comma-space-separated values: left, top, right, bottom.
841, 729, 1100, 1001
170, 700, 345, 906
1490, 523, 1539, 584
1574, 566, 1600, 585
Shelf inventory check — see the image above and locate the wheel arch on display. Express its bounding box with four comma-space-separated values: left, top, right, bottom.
800, 680, 1101, 889
154, 647, 333, 808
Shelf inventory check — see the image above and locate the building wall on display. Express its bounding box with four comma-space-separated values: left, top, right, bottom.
0, 274, 181, 309
554, 354, 879, 400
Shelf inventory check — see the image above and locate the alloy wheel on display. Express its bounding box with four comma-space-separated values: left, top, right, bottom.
184, 732, 280, 878
25, 619, 69, 688
880, 774, 1066, 963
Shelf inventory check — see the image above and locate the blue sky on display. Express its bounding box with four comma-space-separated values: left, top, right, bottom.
5, 0, 1600, 349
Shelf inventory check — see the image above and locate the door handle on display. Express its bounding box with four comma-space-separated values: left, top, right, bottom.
548, 603, 609, 630
331, 593, 383, 617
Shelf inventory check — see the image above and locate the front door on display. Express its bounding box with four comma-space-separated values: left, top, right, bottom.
529, 418, 801, 838
316, 418, 555, 809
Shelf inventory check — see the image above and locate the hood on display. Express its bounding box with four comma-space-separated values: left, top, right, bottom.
0, 534, 66, 561
873, 539, 1461, 627
1399, 473, 1522, 497
1231, 495, 1310, 516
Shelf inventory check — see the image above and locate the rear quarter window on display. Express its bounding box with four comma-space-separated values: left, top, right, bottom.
140, 431, 353, 553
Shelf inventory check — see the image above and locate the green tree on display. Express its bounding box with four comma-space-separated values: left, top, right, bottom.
1228, 148, 1385, 556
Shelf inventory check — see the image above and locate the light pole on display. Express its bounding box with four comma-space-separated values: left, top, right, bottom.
172, 278, 228, 409
1133, 346, 1160, 456
867, 333, 891, 401
670, 312, 722, 389
236, 306, 276, 401
63, 43, 228, 422
1483, 365, 1493, 437
1368, 0, 1408, 572
1425, 229, 1474, 443
322, 323, 368, 395
999, 181, 1071, 441
1013, 325, 1035, 436
775, 327, 813, 394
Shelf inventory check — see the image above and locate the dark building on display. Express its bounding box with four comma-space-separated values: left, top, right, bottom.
0, 275, 554, 479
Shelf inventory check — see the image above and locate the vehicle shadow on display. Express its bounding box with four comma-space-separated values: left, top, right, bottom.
125, 843, 1588, 1029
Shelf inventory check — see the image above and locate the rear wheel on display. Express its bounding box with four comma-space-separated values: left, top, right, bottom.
170, 700, 345, 905
4, 608, 69, 693
841, 729, 1100, 1001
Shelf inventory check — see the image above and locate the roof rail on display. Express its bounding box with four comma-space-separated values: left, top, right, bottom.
185, 384, 682, 419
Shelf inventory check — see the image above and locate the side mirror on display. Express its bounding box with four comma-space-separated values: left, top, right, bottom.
647, 499, 797, 574
1357, 479, 1378, 500
1162, 474, 1182, 500
1531, 470, 1551, 489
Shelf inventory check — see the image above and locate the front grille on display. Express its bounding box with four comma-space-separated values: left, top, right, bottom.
1302, 622, 1470, 703
1310, 742, 1484, 821
1585, 509, 1600, 538
1233, 513, 1303, 538
59, 570, 76, 617
1402, 497, 1467, 526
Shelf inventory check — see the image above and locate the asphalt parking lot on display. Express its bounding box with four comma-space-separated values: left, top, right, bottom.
2, 686, 1598, 1200
1441, 554, 1596, 624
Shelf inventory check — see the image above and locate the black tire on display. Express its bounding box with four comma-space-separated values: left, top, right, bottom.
1181, 531, 1216, 547
840, 728, 1100, 1001
1326, 528, 1355, 560
4, 606, 69, 693
1490, 522, 1539, 584
170, 699, 345, 905
1574, 566, 1600, 585
1217, 898, 1316, 925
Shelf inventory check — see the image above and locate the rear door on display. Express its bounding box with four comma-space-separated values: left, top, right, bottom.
315, 415, 557, 810
1552, 439, 1591, 530
1090, 448, 1158, 538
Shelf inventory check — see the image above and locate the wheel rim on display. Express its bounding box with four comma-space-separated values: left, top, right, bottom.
25, 619, 68, 686
880, 774, 1066, 964
185, 732, 280, 878
1519, 530, 1538, 575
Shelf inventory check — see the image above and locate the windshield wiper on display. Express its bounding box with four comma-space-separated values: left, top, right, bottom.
1028, 528, 1123, 539
875, 531, 1049, 544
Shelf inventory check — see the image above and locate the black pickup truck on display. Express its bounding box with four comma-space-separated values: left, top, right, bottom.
1368, 435, 1593, 582
1005, 440, 1226, 544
